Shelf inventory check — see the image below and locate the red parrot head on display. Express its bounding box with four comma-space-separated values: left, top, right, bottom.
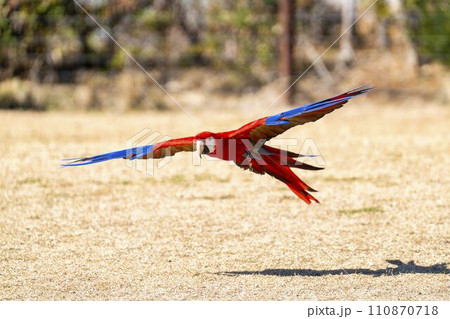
194, 131, 217, 157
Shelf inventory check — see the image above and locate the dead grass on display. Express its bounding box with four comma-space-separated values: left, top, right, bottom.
338, 206, 384, 215
0, 100, 449, 300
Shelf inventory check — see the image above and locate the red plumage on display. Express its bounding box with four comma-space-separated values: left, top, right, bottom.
63, 85, 372, 204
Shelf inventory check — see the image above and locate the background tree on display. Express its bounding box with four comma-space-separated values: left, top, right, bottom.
278, 0, 295, 104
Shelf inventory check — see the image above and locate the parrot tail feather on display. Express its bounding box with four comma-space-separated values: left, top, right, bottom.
261, 146, 324, 171
261, 155, 319, 204
285, 157, 324, 171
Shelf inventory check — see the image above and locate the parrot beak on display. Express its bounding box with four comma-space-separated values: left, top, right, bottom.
196, 140, 205, 158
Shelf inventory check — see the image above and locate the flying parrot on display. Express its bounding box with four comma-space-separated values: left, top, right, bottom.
62, 85, 372, 204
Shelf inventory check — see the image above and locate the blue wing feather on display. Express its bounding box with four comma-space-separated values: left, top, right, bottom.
265, 85, 372, 126
61, 145, 154, 167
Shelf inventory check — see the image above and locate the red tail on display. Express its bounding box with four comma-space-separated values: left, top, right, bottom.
261, 155, 319, 204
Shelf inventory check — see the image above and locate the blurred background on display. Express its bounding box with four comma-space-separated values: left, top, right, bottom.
1, 1, 449, 301
0, 0, 448, 112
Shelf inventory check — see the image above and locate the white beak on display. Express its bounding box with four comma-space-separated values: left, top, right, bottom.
196, 140, 205, 158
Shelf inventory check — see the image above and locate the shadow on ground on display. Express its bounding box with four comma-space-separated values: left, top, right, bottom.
218, 260, 449, 277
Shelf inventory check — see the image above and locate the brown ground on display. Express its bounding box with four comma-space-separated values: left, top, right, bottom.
0, 99, 449, 300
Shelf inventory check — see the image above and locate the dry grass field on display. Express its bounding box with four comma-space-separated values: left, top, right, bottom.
0, 99, 449, 300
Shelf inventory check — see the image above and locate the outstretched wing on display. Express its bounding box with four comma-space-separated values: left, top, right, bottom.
61, 136, 195, 167
231, 85, 372, 143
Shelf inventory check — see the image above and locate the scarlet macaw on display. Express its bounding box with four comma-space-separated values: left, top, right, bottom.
63, 85, 371, 204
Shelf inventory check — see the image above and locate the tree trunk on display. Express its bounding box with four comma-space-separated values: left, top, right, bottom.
278, 0, 295, 104
339, 0, 356, 68
386, 0, 419, 78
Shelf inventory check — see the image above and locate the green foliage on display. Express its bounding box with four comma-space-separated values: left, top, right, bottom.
0, 0, 448, 99
1, 0, 89, 79
0, 0, 144, 80
203, 1, 277, 85
406, 0, 450, 65
375, 0, 390, 18
137, 7, 173, 32
110, 50, 126, 70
